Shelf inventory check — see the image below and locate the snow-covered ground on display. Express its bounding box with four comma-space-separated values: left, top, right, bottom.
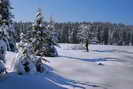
1, 44, 133, 89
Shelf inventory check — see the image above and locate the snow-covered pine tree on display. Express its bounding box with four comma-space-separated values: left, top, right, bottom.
14, 9, 54, 74
15, 32, 49, 74
0, 0, 15, 77
27, 8, 58, 57
0, 27, 7, 77
14, 33, 36, 75
0, 0, 16, 52
78, 24, 96, 52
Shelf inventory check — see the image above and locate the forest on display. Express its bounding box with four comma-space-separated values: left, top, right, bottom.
14, 21, 133, 45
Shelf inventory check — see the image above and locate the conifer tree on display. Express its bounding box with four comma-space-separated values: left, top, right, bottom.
0, 0, 16, 52
15, 9, 57, 74
0, 27, 7, 76
25, 9, 58, 57
0, 0, 16, 76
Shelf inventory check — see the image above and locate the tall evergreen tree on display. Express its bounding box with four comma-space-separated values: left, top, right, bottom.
0, 26, 7, 76
22, 9, 58, 57
0, 0, 16, 52
0, 0, 15, 76
31, 9, 58, 57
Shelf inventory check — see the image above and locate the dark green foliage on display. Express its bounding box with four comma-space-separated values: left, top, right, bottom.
21, 9, 58, 57
0, 0, 16, 52
0, 0, 13, 25
14, 21, 133, 46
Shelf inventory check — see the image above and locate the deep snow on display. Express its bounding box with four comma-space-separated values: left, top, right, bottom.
1, 44, 133, 89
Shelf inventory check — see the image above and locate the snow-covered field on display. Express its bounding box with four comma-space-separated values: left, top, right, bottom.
1, 44, 133, 89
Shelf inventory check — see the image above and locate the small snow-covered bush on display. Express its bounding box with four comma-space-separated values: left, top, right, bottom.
15, 36, 48, 75
14, 41, 36, 75
15, 55, 36, 75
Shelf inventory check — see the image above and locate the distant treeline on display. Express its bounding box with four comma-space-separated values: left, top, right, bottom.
14, 22, 133, 46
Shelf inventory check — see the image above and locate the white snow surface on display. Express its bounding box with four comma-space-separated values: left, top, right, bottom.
1, 44, 133, 89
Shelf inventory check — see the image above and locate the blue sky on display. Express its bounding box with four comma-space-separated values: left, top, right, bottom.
11, 0, 133, 25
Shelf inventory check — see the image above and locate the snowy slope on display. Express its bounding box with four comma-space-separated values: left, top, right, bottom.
1, 44, 133, 89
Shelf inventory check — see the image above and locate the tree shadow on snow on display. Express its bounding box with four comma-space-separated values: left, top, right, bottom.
80, 57, 119, 63
92, 49, 133, 54
44, 65, 108, 89
0, 65, 109, 89
92, 50, 115, 53
60, 55, 120, 63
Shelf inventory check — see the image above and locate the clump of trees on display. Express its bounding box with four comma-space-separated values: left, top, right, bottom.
15, 9, 58, 74
0, 0, 59, 76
